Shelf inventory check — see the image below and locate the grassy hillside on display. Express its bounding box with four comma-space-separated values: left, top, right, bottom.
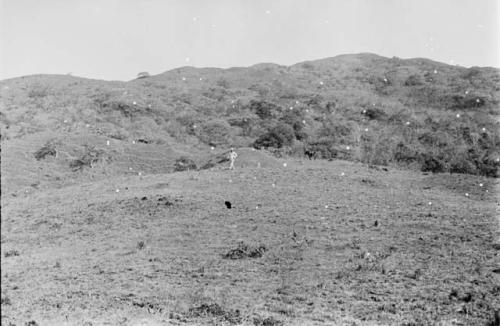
2, 158, 499, 325
1, 54, 500, 325
1, 53, 499, 184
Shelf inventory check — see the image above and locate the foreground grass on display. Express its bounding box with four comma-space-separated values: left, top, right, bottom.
1, 158, 499, 325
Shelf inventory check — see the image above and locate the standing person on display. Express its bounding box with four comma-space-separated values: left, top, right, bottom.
229, 148, 238, 170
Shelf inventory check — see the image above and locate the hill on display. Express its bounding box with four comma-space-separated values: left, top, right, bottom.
1, 53, 499, 192
1, 54, 500, 325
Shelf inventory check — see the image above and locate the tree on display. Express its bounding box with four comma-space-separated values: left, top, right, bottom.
136, 72, 150, 79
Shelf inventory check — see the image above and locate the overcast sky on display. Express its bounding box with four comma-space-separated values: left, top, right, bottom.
1, 0, 498, 81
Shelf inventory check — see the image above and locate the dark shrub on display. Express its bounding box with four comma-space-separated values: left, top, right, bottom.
249, 100, 280, 120
461, 67, 482, 80
476, 155, 499, 177
34, 140, 58, 160
404, 75, 424, 86
253, 123, 295, 149
317, 116, 352, 143
304, 138, 350, 160
446, 94, 487, 110
449, 156, 477, 175
419, 153, 446, 173
174, 157, 197, 172
188, 303, 241, 324
99, 100, 151, 118
222, 242, 267, 259
136, 71, 150, 79
69, 145, 105, 171
418, 131, 451, 148
280, 110, 307, 140
394, 142, 418, 163
363, 107, 386, 120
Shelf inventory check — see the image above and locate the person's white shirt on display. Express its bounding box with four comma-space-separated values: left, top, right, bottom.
229, 148, 237, 169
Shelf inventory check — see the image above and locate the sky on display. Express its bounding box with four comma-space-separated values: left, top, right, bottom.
0, 0, 498, 81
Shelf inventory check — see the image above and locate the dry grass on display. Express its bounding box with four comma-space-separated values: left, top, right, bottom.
1, 156, 499, 325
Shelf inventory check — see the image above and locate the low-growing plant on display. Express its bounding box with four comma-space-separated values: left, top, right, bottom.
69, 145, 105, 171
174, 157, 197, 172
27, 84, 51, 98
34, 140, 59, 160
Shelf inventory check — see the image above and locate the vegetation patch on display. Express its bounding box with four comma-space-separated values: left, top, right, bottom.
223, 242, 267, 259
188, 303, 242, 324
173, 157, 197, 172
34, 140, 58, 160
69, 145, 105, 171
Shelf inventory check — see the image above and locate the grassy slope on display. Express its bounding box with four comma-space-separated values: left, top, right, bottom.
1, 54, 500, 325
1, 158, 499, 325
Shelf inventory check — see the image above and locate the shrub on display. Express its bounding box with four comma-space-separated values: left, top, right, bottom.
419, 152, 447, 173
317, 115, 354, 143
476, 154, 500, 177
99, 100, 150, 118
196, 119, 232, 146
248, 100, 280, 120
27, 84, 50, 98
136, 71, 150, 79
404, 75, 424, 86
393, 141, 419, 163
69, 145, 105, 171
304, 138, 350, 160
34, 140, 58, 160
174, 157, 197, 172
216, 78, 230, 88
227, 116, 254, 136
176, 112, 201, 135
363, 107, 386, 120
280, 110, 307, 140
253, 123, 295, 149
